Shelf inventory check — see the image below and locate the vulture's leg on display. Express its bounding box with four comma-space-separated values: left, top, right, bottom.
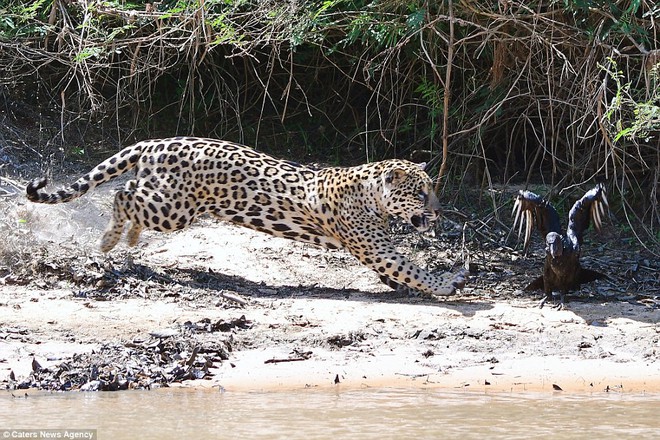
539, 291, 564, 309
538, 296, 549, 308
556, 291, 568, 310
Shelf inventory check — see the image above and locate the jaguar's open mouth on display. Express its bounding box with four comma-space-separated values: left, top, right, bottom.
410, 214, 431, 232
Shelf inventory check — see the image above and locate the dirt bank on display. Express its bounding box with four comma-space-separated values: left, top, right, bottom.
0, 180, 658, 394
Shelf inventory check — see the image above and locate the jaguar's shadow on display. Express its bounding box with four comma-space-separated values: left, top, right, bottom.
107, 262, 493, 317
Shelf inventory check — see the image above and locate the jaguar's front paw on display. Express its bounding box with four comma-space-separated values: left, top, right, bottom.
433, 268, 468, 297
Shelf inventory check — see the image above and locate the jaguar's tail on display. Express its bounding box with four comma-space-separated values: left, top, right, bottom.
26, 143, 143, 204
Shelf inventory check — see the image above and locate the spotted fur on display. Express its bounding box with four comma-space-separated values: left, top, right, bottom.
27, 137, 465, 297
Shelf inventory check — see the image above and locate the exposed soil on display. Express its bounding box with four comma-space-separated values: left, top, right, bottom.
0, 176, 658, 394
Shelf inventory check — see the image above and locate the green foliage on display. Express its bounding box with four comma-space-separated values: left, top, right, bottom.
341, 3, 427, 49
160, 0, 196, 19
414, 78, 443, 144
103, 1, 149, 10
601, 58, 660, 142
16, 0, 51, 19
415, 78, 442, 118
562, 0, 649, 42
0, 0, 52, 39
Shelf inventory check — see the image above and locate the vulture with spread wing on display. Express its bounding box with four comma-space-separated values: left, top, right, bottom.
512, 183, 610, 308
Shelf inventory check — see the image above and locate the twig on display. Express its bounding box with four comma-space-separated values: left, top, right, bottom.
264, 352, 312, 364
219, 291, 248, 306
435, 0, 455, 193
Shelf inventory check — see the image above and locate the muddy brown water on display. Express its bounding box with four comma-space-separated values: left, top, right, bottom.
1, 388, 659, 439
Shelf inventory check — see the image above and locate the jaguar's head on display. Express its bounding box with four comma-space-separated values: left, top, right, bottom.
381, 161, 441, 232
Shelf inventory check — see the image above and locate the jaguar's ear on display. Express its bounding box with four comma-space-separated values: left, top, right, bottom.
384, 168, 407, 186
417, 162, 427, 171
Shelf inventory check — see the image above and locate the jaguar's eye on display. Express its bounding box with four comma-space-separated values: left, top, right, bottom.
418, 191, 428, 202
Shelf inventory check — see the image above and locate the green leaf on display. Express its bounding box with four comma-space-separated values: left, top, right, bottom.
406, 8, 425, 32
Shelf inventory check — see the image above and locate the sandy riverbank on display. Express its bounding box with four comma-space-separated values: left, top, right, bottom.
1, 186, 658, 394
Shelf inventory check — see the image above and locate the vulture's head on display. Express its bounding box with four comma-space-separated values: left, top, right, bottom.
545, 232, 564, 259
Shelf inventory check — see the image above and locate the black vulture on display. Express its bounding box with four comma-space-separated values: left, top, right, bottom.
512, 183, 610, 308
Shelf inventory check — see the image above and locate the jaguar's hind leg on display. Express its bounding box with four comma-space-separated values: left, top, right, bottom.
101, 184, 195, 252
100, 188, 133, 252
122, 175, 144, 247
126, 223, 144, 248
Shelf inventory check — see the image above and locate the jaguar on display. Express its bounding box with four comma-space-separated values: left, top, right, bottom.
27, 137, 466, 297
